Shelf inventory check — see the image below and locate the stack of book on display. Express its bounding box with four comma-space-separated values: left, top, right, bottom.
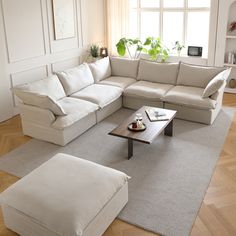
145, 108, 170, 122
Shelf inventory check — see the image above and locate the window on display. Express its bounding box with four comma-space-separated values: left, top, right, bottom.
128, 0, 211, 57
140, 12, 160, 41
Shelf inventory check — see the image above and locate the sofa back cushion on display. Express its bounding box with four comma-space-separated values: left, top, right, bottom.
89, 57, 111, 82
177, 62, 225, 88
57, 63, 94, 96
110, 57, 139, 78
13, 75, 66, 115
137, 60, 179, 85
13, 75, 66, 100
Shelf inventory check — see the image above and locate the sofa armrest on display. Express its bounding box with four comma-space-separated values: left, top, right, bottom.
210, 82, 226, 101
19, 103, 56, 126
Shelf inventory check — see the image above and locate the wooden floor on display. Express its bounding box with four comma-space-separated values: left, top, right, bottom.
0, 93, 235, 236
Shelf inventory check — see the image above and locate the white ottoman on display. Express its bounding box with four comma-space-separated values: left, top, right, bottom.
0, 153, 129, 236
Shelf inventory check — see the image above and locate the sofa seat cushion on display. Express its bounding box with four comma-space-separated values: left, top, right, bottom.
110, 57, 139, 78
52, 97, 98, 129
124, 81, 173, 101
0, 153, 129, 236
137, 60, 179, 85
57, 63, 94, 96
164, 86, 217, 110
177, 62, 225, 88
71, 84, 123, 108
89, 57, 111, 82
99, 76, 136, 89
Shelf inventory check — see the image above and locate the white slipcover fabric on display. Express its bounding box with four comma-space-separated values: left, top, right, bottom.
13, 91, 66, 116
71, 84, 123, 108
137, 60, 179, 85
99, 76, 136, 89
52, 97, 98, 129
89, 57, 111, 82
164, 86, 217, 110
123, 96, 164, 110
13, 58, 228, 145
19, 103, 56, 126
110, 57, 139, 78
202, 68, 231, 98
57, 64, 94, 96
13, 75, 66, 100
124, 81, 173, 101
177, 62, 225, 88
21, 110, 97, 146
0, 153, 129, 236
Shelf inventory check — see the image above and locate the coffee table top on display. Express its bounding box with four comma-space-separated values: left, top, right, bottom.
109, 106, 177, 144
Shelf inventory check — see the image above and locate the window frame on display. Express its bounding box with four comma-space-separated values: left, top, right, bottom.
131, 0, 211, 55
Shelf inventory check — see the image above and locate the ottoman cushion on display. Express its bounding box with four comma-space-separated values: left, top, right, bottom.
0, 153, 129, 236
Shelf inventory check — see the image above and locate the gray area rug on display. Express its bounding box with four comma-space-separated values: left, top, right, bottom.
0, 107, 235, 236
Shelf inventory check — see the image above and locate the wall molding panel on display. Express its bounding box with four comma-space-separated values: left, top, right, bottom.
77, 0, 83, 48
2, 0, 46, 63
51, 57, 80, 72
0, 1, 14, 122
0, 0, 105, 121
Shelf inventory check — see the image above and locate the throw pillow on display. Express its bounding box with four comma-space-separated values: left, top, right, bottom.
202, 68, 231, 98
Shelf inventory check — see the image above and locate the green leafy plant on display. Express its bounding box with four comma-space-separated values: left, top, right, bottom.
116, 37, 169, 62
143, 37, 169, 62
116, 38, 144, 59
172, 41, 185, 55
90, 44, 99, 58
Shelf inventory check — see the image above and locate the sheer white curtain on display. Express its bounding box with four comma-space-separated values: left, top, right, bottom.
105, 0, 129, 55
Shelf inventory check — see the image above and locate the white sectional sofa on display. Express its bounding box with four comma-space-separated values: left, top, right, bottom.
123, 60, 230, 124
13, 57, 231, 146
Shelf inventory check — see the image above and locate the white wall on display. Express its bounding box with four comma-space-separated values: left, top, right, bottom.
0, 0, 105, 122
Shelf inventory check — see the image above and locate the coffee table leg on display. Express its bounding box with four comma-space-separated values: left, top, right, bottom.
128, 139, 133, 159
164, 120, 173, 137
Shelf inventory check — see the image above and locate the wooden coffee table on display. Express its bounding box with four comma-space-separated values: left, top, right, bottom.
109, 106, 177, 159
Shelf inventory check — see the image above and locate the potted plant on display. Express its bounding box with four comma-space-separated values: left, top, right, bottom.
116, 37, 169, 62
90, 44, 100, 58
172, 41, 185, 57
116, 38, 144, 59
143, 37, 169, 62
